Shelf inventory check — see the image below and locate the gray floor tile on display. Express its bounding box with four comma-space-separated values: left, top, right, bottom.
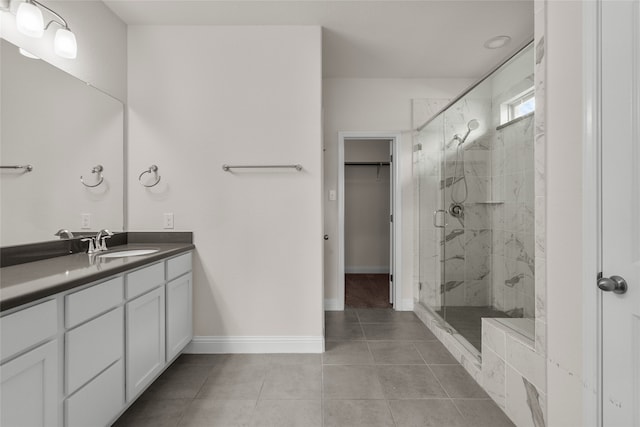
414, 340, 459, 364
267, 353, 321, 365
157, 362, 214, 382
173, 353, 230, 366
178, 399, 255, 427
197, 364, 267, 399
429, 365, 489, 398
362, 322, 436, 341
388, 399, 467, 427
323, 365, 385, 399
376, 365, 448, 399
454, 399, 516, 427
324, 400, 394, 427
357, 309, 420, 323
138, 376, 207, 400
325, 321, 365, 340
325, 310, 359, 323
249, 399, 322, 427
323, 341, 374, 365
368, 341, 425, 365
260, 364, 321, 399
215, 354, 272, 367
113, 398, 189, 427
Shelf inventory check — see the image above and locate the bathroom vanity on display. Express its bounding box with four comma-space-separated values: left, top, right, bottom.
0, 237, 194, 427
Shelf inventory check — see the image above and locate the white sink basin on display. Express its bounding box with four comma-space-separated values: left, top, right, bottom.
98, 249, 159, 258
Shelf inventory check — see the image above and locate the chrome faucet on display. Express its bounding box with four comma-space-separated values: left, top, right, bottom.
54, 229, 74, 239
95, 229, 114, 251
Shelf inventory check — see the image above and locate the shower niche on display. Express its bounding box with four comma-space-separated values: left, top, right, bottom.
414, 43, 536, 353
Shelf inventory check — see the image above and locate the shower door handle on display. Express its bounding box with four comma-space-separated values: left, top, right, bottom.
433, 210, 448, 228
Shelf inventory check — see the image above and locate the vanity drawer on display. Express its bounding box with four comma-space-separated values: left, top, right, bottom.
65, 359, 124, 427
167, 252, 192, 281
65, 276, 123, 328
66, 307, 123, 394
126, 262, 164, 299
1, 299, 57, 362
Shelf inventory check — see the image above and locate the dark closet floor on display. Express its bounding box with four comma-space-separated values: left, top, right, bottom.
345, 274, 392, 308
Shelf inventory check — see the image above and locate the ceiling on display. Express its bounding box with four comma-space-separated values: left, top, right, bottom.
104, 0, 534, 79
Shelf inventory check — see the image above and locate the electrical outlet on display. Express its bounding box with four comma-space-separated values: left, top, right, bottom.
163, 213, 174, 229
329, 190, 337, 201
81, 213, 91, 229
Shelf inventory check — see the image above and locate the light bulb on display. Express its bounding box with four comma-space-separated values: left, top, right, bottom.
54, 28, 77, 59
19, 47, 40, 59
16, 1, 44, 38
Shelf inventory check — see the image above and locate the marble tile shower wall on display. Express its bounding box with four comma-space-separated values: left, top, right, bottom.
441, 97, 495, 309
491, 115, 536, 318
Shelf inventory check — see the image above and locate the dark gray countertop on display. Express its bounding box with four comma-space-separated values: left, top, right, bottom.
0, 243, 195, 312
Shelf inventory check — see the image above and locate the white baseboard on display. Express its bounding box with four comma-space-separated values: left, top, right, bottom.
184, 336, 324, 354
398, 298, 414, 311
345, 266, 390, 274
324, 298, 341, 311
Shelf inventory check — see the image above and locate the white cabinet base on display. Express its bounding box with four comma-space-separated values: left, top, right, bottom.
0, 340, 59, 427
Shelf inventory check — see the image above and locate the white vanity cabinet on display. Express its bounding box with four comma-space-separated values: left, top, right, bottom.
0, 300, 59, 427
0, 249, 193, 427
166, 253, 193, 361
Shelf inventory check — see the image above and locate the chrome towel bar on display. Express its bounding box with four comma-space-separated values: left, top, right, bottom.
1, 164, 33, 172
222, 164, 302, 172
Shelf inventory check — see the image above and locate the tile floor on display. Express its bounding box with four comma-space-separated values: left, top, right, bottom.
113, 309, 514, 427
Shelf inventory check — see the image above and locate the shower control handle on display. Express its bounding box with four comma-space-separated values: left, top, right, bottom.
432, 210, 448, 229
597, 275, 628, 294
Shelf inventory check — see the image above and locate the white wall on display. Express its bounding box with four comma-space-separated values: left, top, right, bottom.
323, 78, 473, 309
545, 1, 584, 425
0, 0, 127, 101
128, 26, 323, 347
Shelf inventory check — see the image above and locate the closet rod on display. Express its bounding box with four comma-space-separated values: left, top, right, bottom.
344, 162, 390, 166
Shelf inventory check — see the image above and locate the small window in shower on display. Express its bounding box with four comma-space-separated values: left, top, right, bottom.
501, 87, 535, 124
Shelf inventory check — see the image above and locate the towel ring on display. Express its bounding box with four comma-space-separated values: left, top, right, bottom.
80, 165, 104, 188
138, 165, 161, 187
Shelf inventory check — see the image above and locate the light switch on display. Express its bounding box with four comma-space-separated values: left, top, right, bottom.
329, 190, 337, 201
81, 213, 91, 229
163, 213, 174, 229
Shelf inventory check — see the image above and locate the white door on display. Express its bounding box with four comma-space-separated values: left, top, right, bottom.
600, 1, 640, 425
389, 140, 395, 305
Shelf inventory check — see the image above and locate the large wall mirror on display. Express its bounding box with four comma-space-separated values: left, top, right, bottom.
1, 39, 124, 247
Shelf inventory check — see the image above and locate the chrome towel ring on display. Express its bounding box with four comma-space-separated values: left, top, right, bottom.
80, 165, 104, 188
139, 165, 161, 187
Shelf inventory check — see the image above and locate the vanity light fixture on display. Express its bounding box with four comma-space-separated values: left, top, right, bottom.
18, 47, 40, 59
15, 0, 77, 59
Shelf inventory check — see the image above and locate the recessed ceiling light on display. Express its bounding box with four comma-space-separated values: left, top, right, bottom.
484, 35, 512, 49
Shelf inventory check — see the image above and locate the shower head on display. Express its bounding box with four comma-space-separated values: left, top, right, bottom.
459, 119, 480, 144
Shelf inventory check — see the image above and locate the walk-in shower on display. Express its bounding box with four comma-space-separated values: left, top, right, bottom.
414, 43, 535, 353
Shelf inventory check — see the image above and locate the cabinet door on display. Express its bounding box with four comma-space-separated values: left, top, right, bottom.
0, 340, 59, 427
166, 273, 193, 361
125, 287, 165, 401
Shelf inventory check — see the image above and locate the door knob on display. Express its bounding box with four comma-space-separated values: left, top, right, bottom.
597, 275, 628, 294
324, 234, 329, 241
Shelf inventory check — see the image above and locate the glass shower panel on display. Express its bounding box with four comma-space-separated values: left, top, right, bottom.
416, 115, 445, 314
414, 43, 535, 354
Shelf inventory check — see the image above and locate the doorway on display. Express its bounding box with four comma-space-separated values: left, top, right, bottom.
338, 132, 402, 311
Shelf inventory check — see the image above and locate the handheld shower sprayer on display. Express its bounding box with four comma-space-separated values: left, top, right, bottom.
449, 119, 480, 217
459, 119, 480, 145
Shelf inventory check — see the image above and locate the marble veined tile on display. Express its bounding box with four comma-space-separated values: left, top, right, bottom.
482, 344, 506, 409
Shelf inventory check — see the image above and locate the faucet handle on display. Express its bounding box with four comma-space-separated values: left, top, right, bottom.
99, 235, 112, 251
81, 237, 97, 254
